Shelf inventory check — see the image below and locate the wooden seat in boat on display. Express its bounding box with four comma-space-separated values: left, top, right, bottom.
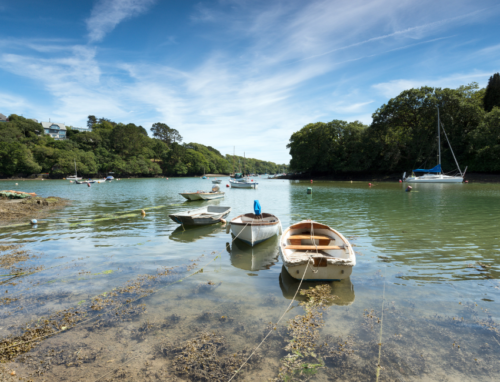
287, 234, 335, 246
285, 245, 343, 250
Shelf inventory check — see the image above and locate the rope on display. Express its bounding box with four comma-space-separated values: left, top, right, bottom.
227, 220, 316, 382
375, 266, 387, 382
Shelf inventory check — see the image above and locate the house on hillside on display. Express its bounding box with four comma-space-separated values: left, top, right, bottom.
41, 121, 67, 140
0, 113, 8, 122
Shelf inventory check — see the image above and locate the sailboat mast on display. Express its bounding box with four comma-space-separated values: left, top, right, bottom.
232, 146, 235, 176
437, 106, 441, 173
74, 159, 77, 176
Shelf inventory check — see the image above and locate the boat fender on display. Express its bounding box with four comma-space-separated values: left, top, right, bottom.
226, 223, 231, 234
406, 186, 412, 192
87, 183, 91, 187
141, 209, 146, 216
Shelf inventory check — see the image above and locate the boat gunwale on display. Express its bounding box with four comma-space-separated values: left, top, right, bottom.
230, 213, 280, 226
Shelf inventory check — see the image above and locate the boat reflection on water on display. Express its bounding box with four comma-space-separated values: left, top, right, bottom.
279, 266, 355, 306
226, 235, 280, 272
169, 224, 224, 243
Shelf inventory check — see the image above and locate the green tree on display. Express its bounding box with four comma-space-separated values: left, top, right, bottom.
150, 123, 182, 146
484, 73, 500, 112
0, 142, 41, 176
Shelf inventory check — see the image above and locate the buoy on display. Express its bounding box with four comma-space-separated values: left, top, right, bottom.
15, 183, 18, 186
399, 179, 402, 183
31, 219, 37, 225
87, 183, 91, 187
307, 187, 312, 194
226, 184, 230, 188
464, 180, 468, 183
141, 209, 146, 216
350, 180, 353, 183
310, 179, 313, 183
369, 183, 372, 187
406, 186, 412, 192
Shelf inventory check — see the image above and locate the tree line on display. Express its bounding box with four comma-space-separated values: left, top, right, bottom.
288, 74, 500, 175
0, 116, 287, 177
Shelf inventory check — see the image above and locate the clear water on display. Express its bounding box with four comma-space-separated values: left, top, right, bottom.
1, 178, 499, 381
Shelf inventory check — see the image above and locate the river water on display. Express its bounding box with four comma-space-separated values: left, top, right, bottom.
0, 178, 499, 381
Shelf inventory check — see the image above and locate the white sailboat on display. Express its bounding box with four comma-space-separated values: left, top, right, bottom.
67, 159, 82, 181
405, 107, 465, 183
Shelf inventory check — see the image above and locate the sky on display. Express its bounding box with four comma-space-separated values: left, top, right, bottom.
1, 0, 500, 163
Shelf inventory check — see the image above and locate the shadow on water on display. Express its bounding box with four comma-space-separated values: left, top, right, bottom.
169, 224, 225, 243
279, 266, 355, 306
225, 235, 280, 272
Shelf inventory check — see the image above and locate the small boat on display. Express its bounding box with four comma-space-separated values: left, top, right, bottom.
169, 206, 231, 226
279, 220, 356, 281
106, 176, 114, 181
67, 160, 82, 181
229, 201, 280, 246
179, 191, 225, 201
75, 179, 96, 184
212, 179, 222, 184
404, 107, 465, 183
229, 178, 258, 189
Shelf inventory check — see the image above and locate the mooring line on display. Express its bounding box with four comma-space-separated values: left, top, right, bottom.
375, 265, 387, 382
227, 220, 317, 382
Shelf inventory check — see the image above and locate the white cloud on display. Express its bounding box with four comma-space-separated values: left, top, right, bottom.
86, 0, 156, 42
372, 72, 492, 99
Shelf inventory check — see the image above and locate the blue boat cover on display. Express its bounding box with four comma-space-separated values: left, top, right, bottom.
413, 164, 441, 173
254, 200, 261, 215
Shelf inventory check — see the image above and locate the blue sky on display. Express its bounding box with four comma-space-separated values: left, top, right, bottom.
1, 0, 499, 163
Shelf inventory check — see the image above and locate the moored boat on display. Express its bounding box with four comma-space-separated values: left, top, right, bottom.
229, 200, 280, 246
229, 178, 258, 189
179, 191, 225, 201
212, 179, 222, 184
279, 220, 356, 281
169, 206, 231, 226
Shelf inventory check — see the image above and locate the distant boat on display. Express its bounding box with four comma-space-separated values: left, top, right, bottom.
169, 206, 231, 226
75, 179, 96, 184
405, 107, 465, 183
229, 179, 258, 189
279, 220, 356, 281
67, 159, 82, 181
106, 175, 114, 181
212, 179, 222, 184
180, 185, 225, 201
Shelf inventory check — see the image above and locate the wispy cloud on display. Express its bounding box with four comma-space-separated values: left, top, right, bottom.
86, 0, 156, 42
372, 72, 492, 99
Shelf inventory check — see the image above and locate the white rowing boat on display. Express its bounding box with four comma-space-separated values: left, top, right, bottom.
229, 212, 280, 246
279, 220, 356, 281
169, 206, 231, 226
229, 179, 258, 189
179, 191, 225, 201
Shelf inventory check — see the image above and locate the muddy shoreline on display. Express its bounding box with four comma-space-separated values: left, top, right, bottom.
0, 196, 70, 226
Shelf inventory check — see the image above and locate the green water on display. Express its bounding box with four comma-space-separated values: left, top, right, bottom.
1, 178, 499, 381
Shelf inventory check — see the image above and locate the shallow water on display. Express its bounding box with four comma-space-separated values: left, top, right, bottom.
1, 178, 499, 381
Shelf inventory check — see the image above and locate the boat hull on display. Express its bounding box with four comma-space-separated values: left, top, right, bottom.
280, 220, 355, 281
199, 192, 224, 200
405, 176, 463, 183
229, 179, 258, 189
169, 206, 231, 226
230, 213, 280, 246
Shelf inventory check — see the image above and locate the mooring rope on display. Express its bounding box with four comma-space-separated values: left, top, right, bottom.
227, 221, 315, 382
375, 265, 387, 382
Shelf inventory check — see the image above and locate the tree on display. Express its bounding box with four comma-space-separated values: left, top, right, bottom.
484, 73, 500, 112
87, 115, 97, 129
150, 123, 182, 146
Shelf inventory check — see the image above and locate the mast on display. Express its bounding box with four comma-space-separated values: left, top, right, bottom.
437, 106, 441, 173
232, 146, 235, 176
244, 152, 246, 176
74, 159, 77, 176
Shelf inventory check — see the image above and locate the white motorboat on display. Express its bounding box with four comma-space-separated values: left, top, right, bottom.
279, 220, 356, 281
405, 107, 465, 183
229, 212, 280, 246
229, 178, 258, 189
169, 206, 231, 226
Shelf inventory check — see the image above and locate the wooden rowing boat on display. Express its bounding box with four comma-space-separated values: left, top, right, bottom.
279, 220, 356, 281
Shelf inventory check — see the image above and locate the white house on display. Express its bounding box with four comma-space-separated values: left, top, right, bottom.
0, 113, 8, 122
41, 121, 67, 140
